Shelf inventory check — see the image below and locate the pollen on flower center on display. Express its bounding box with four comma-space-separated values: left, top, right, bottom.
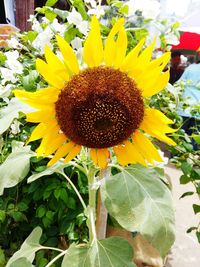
55, 66, 144, 148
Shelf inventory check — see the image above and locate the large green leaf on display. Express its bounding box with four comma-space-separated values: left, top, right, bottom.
6, 227, 43, 267
27, 162, 65, 183
101, 165, 175, 257
0, 98, 34, 135
62, 237, 136, 267
10, 258, 34, 267
0, 142, 35, 195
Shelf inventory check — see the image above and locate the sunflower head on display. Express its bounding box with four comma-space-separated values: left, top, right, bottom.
14, 16, 176, 168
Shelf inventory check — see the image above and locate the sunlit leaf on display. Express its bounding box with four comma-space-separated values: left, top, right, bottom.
0, 142, 35, 195
0, 98, 34, 135
62, 237, 136, 267
27, 162, 66, 183
101, 165, 175, 257
45, 0, 58, 7
6, 227, 43, 266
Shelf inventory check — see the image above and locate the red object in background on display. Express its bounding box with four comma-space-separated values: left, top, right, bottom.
172, 32, 200, 51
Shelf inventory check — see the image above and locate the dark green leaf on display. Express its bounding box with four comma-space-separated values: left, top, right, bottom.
37, 257, 48, 267
193, 204, 200, 214
181, 162, 192, 175
36, 205, 46, 218
0, 247, 6, 267
196, 232, 200, 243
191, 169, 200, 180
67, 197, 76, 209
0, 210, 6, 222
192, 134, 200, 144
45, 0, 58, 6
180, 191, 194, 199
187, 226, 197, 233
180, 174, 191, 184
54, 188, 61, 199
17, 202, 29, 211
46, 211, 55, 220
12, 211, 27, 222
60, 188, 68, 204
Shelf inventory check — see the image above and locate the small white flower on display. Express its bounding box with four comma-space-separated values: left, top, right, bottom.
84, 0, 97, 8
127, 0, 160, 19
71, 37, 83, 50
10, 120, 21, 135
88, 5, 105, 18
67, 8, 83, 25
51, 19, 66, 36
0, 84, 14, 98
166, 32, 180, 45
32, 26, 54, 54
4, 51, 23, 75
7, 37, 21, 49
42, 17, 50, 24
67, 8, 89, 35
32, 19, 43, 33
0, 68, 17, 84
77, 21, 89, 35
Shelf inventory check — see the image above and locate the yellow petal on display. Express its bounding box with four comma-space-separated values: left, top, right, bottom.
114, 140, 146, 166
96, 148, 109, 168
14, 88, 59, 107
133, 131, 163, 163
104, 18, 125, 66
114, 27, 127, 68
140, 110, 176, 146
63, 145, 81, 163
120, 38, 145, 72
141, 70, 170, 97
43, 133, 66, 156
48, 141, 76, 166
137, 39, 155, 68
28, 123, 47, 143
146, 52, 170, 71
144, 108, 174, 124
36, 122, 60, 156
83, 16, 103, 67
36, 58, 65, 88
56, 35, 79, 75
123, 140, 147, 166
113, 145, 133, 166
44, 45, 69, 81
26, 109, 55, 123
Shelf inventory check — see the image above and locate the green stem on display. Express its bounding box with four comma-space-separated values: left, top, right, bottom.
87, 168, 98, 245
45, 250, 67, 267
61, 171, 87, 210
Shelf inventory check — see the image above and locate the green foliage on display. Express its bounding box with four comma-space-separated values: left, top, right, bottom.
101, 165, 175, 257
62, 237, 136, 267
0, 163, 88, 264
6, 227, 43, 267
45, 0, 59, 7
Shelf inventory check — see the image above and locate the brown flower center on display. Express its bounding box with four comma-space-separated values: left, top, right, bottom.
55, 66, 144, 148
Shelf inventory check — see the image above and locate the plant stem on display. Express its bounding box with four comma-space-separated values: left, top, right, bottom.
96, 168, 110, 239
87, 168, 98, 245
61, 171, 87, 210
45, 250, 67, 267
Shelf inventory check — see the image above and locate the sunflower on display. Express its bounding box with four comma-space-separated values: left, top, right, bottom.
14, 17, 176, 169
